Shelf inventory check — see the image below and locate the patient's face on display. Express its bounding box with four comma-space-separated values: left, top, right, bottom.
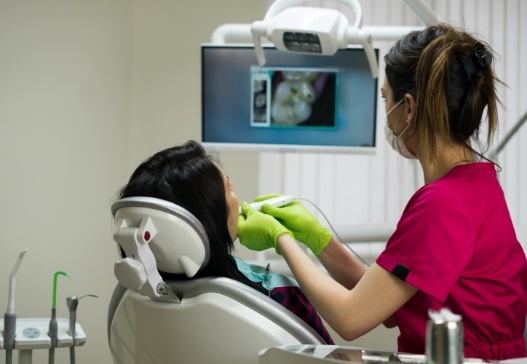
221, 170, 239, 242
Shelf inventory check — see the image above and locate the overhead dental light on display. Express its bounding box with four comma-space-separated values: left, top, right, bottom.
250, 0, 379, 78
210, 0, 440, 80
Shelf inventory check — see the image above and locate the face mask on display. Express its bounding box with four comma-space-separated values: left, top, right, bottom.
384, 99, 416, 159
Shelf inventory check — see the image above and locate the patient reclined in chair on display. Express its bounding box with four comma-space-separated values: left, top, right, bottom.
108, 196, 332, 364
108, 141, 334, 363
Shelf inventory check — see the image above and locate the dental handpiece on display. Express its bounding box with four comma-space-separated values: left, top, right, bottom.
67, 294, 97, 364
67, 297, 79, 344
239, 195, 294, 214
67, 294, 98, 340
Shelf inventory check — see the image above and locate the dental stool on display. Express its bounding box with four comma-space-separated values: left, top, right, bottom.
107, 196, 325, 364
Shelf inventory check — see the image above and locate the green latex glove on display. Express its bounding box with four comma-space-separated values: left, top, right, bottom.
237, 202, 293, 254
257, 195, 332, 256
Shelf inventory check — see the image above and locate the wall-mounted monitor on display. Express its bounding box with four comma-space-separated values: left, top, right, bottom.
201, 44, 379, 154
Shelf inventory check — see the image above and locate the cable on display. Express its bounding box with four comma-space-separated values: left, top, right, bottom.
296, 198, 371, 268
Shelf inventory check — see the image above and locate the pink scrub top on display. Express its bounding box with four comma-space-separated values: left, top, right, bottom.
376, 162, 527, 360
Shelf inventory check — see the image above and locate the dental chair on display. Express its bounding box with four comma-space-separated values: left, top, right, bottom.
107, 196, 325, 364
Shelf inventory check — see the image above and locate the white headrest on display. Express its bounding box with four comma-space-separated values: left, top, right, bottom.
111, 196, 210, 301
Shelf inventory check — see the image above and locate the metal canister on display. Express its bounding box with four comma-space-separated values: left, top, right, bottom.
425, 309, 464, 364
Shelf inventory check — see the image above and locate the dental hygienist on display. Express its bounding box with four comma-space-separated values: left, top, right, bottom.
238, 23, 527, 360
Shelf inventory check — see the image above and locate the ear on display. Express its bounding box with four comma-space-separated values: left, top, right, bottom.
404, 93, 417, 125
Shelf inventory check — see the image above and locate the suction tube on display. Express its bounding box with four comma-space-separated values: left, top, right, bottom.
4, 249, 28, 364
48, 271, 70, 364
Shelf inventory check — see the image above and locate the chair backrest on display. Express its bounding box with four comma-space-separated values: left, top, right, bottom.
109, 196, 325, 364
112, 196, 210, 301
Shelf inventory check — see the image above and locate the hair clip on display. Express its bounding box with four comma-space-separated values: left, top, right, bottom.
456, 50, 492, 82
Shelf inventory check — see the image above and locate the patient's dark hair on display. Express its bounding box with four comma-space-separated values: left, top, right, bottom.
118, 140, 266, 294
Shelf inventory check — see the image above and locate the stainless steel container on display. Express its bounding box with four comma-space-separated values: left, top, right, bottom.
426, 309, 464, 364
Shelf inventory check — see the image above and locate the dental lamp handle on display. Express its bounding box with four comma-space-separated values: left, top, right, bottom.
251, 21, 267, 66
346, 28, 378, 78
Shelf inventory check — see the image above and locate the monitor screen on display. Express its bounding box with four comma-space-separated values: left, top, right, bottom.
201, 44, 379, 153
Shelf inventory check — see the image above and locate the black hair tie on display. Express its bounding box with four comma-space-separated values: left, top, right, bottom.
456, 50, 492, 82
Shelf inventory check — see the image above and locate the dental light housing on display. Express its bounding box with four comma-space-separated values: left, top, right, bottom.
258, 8, 348, 55
251, 0, 378, 78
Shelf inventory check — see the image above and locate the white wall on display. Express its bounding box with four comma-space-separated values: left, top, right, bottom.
0, 1, 264, 364
0, 1, 132, 364
126, 1, 265, 203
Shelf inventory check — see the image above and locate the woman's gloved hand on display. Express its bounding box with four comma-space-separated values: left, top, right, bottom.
256, 194, 332, 256
237, 202, 293, 254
